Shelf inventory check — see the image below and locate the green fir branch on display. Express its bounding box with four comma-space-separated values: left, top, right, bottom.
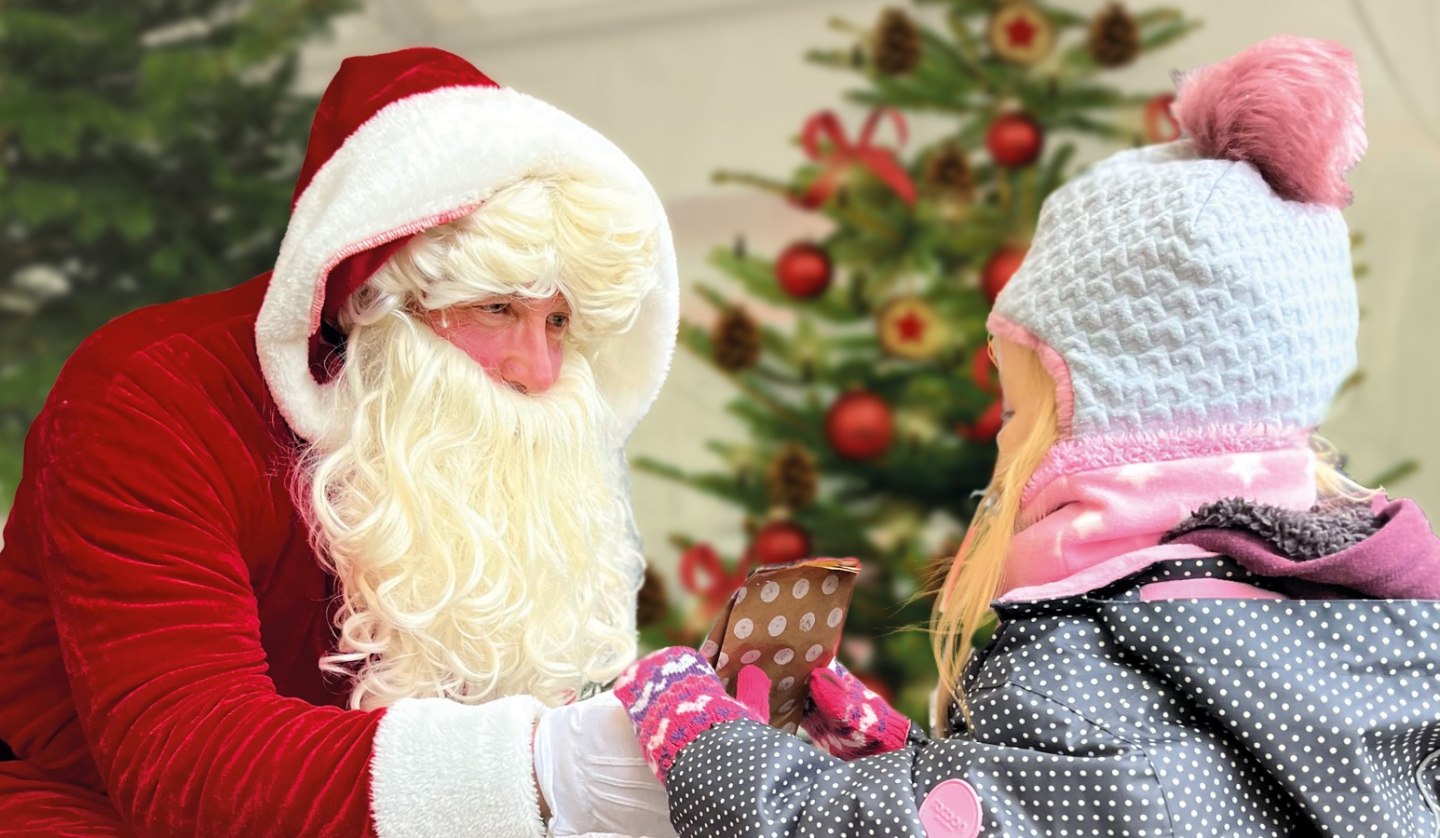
1042, 8, 1091, 29
725, 397, 815, 442
805, 47, 862, 72
1141, 18, 1202, 52
706, 248, 863, 323
711, 169, 792, 197
631, 457, 769, 512
1038, 141, 1078, 202
1370, 460, 1420, 489
1045, 111, 1128, 139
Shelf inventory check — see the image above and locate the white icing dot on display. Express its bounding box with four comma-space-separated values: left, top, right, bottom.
827, 607, 844, 628
768, 615, 787, 636
792, 578, 811, 598
740, 649, 761, 665
717, 652, 729, 670
699, 639, 719, 659
774, 648, 795, 665
761, 581, 781, 603
806, 643, 826, 662
779, 699, 796, 714
822, 574, 840, 595
799, 612, 816, 631
778, 676, 796, 691
734, 618, 753, 639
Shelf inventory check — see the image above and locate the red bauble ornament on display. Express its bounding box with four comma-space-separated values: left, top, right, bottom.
826, 391, 894, 460
775, 242, 833, 298
982, 245, 1028, 303
752, 520, 812, 566
986, 112, 1043, 168
972, 347, 1001, 395
958, 400, 1005, 443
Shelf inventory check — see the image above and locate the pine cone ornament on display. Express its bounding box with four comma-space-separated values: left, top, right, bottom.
923, 143, 975, 201
637, 565, 669, 628
873, 8, 921, 76
1089, 3, 1140, 68
712, 307, 760, 371
767, 443, 818, 510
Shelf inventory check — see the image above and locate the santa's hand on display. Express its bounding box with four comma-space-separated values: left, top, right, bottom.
533, 691, 677, 837
614, 647, 764, 784
801, 659, 912, 760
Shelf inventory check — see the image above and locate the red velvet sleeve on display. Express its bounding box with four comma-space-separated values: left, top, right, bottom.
30, 350, 383, 836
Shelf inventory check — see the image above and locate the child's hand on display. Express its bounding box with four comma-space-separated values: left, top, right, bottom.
801, 659, 912, 759
614, 647, 765, 783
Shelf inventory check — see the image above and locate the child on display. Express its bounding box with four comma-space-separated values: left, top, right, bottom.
616, 36, 1440, 837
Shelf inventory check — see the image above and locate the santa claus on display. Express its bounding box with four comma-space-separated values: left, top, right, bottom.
0, 47, 679, 836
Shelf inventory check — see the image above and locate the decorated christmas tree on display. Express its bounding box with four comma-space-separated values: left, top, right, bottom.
634, 0, 1200, 719
0, 0, 356, 502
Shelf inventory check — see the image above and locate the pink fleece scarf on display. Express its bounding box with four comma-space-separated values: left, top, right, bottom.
998, 444, 1318, 603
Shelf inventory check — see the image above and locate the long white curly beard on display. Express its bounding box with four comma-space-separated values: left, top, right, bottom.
298, 315, 642, 710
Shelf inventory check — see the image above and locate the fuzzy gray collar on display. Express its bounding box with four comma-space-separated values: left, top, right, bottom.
1163, 497, 1381, 561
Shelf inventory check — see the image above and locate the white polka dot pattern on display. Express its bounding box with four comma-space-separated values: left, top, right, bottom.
664, 558, 1440, 836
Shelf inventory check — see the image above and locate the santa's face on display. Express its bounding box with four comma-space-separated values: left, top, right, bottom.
299, 310, 642, 710
421, 293, 571, 395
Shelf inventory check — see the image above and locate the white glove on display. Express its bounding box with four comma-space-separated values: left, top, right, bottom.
533, 691, 677, 837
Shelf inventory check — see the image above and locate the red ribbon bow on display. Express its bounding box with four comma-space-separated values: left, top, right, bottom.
798, 107, 917, 209
679, 543, 755, 613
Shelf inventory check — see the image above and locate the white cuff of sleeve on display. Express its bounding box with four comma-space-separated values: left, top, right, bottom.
371, 695, 546, 837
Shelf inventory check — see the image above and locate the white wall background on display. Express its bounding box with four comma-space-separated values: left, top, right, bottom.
298, 0, 1440, 577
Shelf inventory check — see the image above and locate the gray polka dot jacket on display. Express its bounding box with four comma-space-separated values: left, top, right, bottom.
664, 499, 1440, 836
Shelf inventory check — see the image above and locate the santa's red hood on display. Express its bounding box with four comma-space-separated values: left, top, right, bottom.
255, 47, 679, 442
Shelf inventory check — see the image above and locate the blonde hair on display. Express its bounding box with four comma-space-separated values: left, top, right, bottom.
1311, 434, 1381, 503
930, 342, 1377, 729
931, 343, 1059, 727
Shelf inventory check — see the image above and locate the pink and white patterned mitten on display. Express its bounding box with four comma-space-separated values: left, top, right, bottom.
614, 647, 765, 783
800, 659, 913, 759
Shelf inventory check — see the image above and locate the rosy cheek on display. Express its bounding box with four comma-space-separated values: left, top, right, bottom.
429, 319, 510, 374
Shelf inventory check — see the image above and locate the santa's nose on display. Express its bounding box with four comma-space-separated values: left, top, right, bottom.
497, 318, 560, 395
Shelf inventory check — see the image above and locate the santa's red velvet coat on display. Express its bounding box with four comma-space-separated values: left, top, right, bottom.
0, 47, 678, 836
0, 275, 385, 834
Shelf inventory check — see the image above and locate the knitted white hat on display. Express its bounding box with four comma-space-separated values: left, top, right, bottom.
989, 36, 1365, 476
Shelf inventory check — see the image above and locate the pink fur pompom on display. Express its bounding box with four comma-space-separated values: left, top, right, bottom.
1171, 35, 1366, 208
